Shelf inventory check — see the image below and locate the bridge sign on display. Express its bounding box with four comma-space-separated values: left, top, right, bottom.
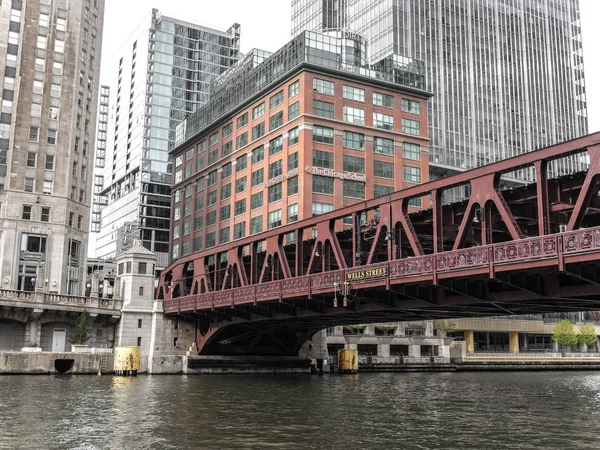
346, 265, 389, 281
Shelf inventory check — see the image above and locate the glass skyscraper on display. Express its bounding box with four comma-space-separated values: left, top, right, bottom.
292, 0, 588, 183
95, 10, 241, 267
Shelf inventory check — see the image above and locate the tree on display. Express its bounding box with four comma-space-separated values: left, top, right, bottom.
433, 319, 456, 337
70, 312, 92, 345
578, 324, 598, 350
552, 319, 578, 350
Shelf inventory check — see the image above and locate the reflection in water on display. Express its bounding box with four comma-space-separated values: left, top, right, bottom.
0, 372, 600, 449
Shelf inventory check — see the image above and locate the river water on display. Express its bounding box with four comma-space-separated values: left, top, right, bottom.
1, 372, 599, 449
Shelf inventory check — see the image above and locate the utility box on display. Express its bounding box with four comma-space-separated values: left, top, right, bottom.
338, 349, 358, 374
114, 346, 140, 376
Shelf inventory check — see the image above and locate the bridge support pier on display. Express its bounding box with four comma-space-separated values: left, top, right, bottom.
464, 330, 474, 354
509, 331, 519, 354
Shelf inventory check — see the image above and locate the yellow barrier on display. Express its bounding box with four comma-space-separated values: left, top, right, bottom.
338, 349, 358, 374
114, 346, 141, 376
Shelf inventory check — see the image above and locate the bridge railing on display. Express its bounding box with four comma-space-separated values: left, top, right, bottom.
164, 225, 600, 314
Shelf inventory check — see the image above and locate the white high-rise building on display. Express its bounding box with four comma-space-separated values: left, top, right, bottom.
94, 10, 241, 269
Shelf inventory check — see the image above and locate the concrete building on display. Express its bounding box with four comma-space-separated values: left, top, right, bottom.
0, 0, 105, 295
291, 0, 588, 193
94, 10, 242, 269
170, 30, 430, 265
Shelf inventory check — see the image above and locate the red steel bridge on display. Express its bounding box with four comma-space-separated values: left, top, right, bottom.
159, 133, 600, 356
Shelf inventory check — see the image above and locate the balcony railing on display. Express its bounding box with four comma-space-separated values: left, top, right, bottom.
0, 289, 122, 312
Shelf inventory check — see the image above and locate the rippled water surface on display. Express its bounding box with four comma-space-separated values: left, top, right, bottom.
1, 372, 600, 449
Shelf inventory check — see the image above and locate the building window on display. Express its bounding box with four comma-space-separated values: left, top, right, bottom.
234, 222, 246, 240
270, 90, 284, 109
288, 152, 298, 170
288, 101, 299, 121
373, 112, 394, 130
45, 155, 54, 170
313, 126, 334, 144
206, 211, 217, 226
220, 205, 231, 222
313, 100, 334, 119
236, 131, 248, 149
237, 113, 248, 129
207, 170, 218, 186
194, 216, 203, 231
343, 131, 364, 150
236, 154, 247, 171
22, 205, 32, 220
343, 85, 365, 102
268, 183, 282, 203
250, 216, 263, 235
251, 192, 263, 210
219, 227, 230, 244
312, 176, 334, 194
343, 155, 365, 174
288, 177, 298, 195
235, 199, 246, 216
343, 106, 364, 125
139, 287, 144, 296
269, 160, 283, 179
220, 183, 231, 201
26, 152, 36, 168
343, 180, 365, 199
47, 130, 57, 145
289, 80, 300, 97
312, 202, 333, 216
209, 132, 219, 146
42, 180, 52, 195
252, 103, 265, 120
251, 145, 264, 164
195, 197, 204, 212
31, 103, 41, 117
313, 78, 334, 95
268, 209, 282, 229
403, 142, 421, 161
374, 137, 394, 156
374, 184, 394, 197
313, 150, 334, 169
403, 166, 421, 183
374, 160, 394, 179
269, 111, 284, 131
139, 262, 147, 274
252, 121, 265, 140
288, 127, 299, 146
373, 92, 394, 108
193, 237, 203, 252
24, 178, 34, 192
236, 176, 247, 194
207, 190, 217, 206
409, 197, 422, 207
288, 203, 298, 223
222, 141, 232, 158
29, 127, 39, 142
251, 168, 264, 187
208, 148, 218, 165
50, 84, 61, 98
402, 99, 421, 114
206, 232, 216, 248
221, 122, 233, 138
402, 119, 420, 136
270, 136, 283, 156
197, 141, 206, 154
173, 225, 180, 239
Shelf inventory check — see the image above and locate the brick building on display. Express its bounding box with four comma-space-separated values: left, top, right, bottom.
169, 31, 431, 273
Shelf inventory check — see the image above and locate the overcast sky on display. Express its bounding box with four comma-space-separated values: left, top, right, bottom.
99, 0, 599, 132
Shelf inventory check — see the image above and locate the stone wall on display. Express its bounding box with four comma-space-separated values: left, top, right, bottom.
0, 351, 114, 374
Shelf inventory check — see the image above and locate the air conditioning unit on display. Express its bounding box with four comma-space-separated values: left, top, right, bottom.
559, 224, 567, 233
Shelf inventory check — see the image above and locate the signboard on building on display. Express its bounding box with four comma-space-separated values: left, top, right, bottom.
305, 166, 366, 182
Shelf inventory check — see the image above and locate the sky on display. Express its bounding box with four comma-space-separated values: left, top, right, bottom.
99, 0, 600, 132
